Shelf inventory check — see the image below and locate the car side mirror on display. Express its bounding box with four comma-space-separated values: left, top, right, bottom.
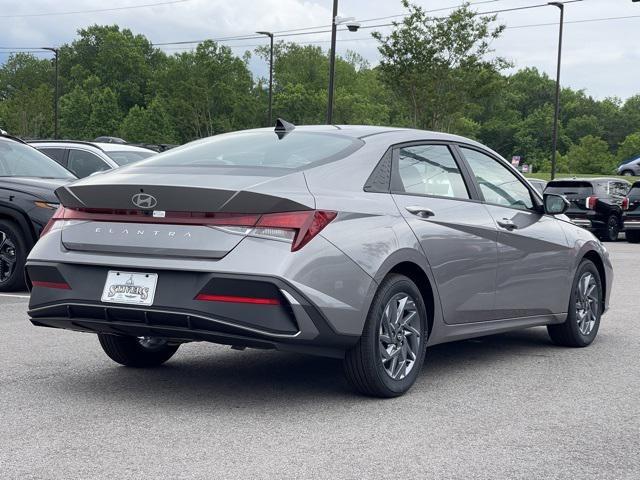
544, 193, 570, 215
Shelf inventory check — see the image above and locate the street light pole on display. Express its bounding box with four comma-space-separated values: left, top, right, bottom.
42, 47, 59, 139
326, 0, 339, 124
256, 31, 274, 126
549, 2, 564, 181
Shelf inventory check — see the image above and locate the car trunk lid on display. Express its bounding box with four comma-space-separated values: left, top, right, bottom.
55, 168, 315, 258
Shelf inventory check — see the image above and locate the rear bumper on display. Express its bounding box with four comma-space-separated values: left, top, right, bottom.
623, 218, 640, 230
26, 262, 359, 358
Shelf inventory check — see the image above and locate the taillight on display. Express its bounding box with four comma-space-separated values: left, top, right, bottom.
40, 205, 66, 237
255, 210, 337, 251
585, 196, 598, 210
40, 207, 336, 251
622, 197, 630, 211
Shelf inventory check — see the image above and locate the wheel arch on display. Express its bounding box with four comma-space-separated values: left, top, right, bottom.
386, 261, 435, 337
581, 249, 607, 311
0, 205, 36, 247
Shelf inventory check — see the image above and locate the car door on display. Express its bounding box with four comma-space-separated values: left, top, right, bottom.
390, 143, 498, 325
67, 149, 111, 178
458, 146, 572, 319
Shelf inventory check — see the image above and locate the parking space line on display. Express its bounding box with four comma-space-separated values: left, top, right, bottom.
0, 293, 30, 299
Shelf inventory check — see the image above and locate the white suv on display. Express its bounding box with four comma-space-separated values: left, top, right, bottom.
29, 141, 156, 178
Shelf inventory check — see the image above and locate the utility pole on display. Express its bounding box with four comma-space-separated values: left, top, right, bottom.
42, 47, 59, 139
326, 0, 339, 124
256, 31, 274, 126
549, 2, 564, 181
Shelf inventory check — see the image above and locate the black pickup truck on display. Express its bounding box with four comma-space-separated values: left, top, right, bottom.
544, 177, 630, 242
623, 181, 640, 243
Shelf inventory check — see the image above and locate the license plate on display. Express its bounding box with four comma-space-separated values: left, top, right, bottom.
101, 271, 158, 306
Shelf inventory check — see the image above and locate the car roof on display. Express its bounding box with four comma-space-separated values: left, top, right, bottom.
28, 139, 154, 152
246, 124, 490, 147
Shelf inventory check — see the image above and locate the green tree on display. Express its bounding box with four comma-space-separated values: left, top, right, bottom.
565, 135, 615, 174
616, 132, 640, 162
120, 97, 177, 143
373, 1, 507, 130
0, 53, 54, 137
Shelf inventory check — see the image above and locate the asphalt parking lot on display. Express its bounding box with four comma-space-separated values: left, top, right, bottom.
1, 242, 639, 480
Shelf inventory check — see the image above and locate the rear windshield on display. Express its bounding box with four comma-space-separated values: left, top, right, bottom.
545, 181, 593, 196
629, 182, 640, 198
139, 131, 363, 169
106, 150, 155, 166
0, 140, 75, 179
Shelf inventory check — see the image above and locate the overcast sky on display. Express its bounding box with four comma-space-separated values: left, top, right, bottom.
1, 0, 638, 100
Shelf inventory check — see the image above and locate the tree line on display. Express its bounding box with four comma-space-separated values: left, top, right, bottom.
1, 1, 639, 174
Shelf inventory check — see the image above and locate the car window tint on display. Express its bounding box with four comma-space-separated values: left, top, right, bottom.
396, 145, 469, 199
67, 149, 110, 178
38, 147, 66, 165
141, 131, 362, 169
461, 147, 534, 210
0, 140, 74, 178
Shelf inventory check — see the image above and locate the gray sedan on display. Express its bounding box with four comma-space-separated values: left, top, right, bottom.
26, 123, 612, 397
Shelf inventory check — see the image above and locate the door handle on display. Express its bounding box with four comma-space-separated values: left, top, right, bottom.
497, 218, 518, 231
406, 206, 435, 218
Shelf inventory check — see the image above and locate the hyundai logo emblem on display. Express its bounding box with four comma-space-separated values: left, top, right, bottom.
131, 193, 158, 209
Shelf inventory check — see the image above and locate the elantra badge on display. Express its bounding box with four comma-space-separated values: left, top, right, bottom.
132, 193, 157, 209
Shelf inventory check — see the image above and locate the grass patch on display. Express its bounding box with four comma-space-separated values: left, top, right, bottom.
525, 173, 638, 182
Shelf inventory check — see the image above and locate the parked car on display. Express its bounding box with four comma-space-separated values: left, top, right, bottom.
527, 178, 547, 195
27, 124, 612, 397
544, 177, 630, 241
617, 155, 640, 177
0, 134, 76, 291
29, 140, 156, 178
623, 181, 640, 243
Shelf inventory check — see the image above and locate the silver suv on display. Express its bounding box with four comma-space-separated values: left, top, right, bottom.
29, 141, 155, 178
617, 156, 640, 176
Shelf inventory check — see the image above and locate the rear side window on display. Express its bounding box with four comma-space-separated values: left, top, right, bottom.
67, 149, 110, 178
545, 181, 593, 197
38, 147, 66, 165
139, 131, 363, 170
393, 145, 469, 199
630, 183, 640, 200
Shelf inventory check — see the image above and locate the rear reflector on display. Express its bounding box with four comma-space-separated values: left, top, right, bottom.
31, 281, 71, 290
194, 294, 280, 305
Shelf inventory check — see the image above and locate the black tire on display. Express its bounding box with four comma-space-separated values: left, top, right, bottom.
598, 214, 620, 242
98, 334, 179, 367
626, 230, 640, 243
621, 170, 634, 177
344, 274, 428, 398
0, 219, 27, 291
547, 259, 602, 347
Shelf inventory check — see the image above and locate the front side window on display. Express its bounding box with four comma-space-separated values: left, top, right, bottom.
461, 147, 534, 210
394, 145, 469, 199
67, 149, 110, 178
38, 147, 66, 165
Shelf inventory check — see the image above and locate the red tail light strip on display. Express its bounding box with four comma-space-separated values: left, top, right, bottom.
195, 294, 280, 305
32, 281, 71, 290
41, 207, 337, 251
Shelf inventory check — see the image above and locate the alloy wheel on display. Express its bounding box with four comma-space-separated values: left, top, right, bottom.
575, 272, 599, 336
0, 231, 17, 284
378, 293, 421, 380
